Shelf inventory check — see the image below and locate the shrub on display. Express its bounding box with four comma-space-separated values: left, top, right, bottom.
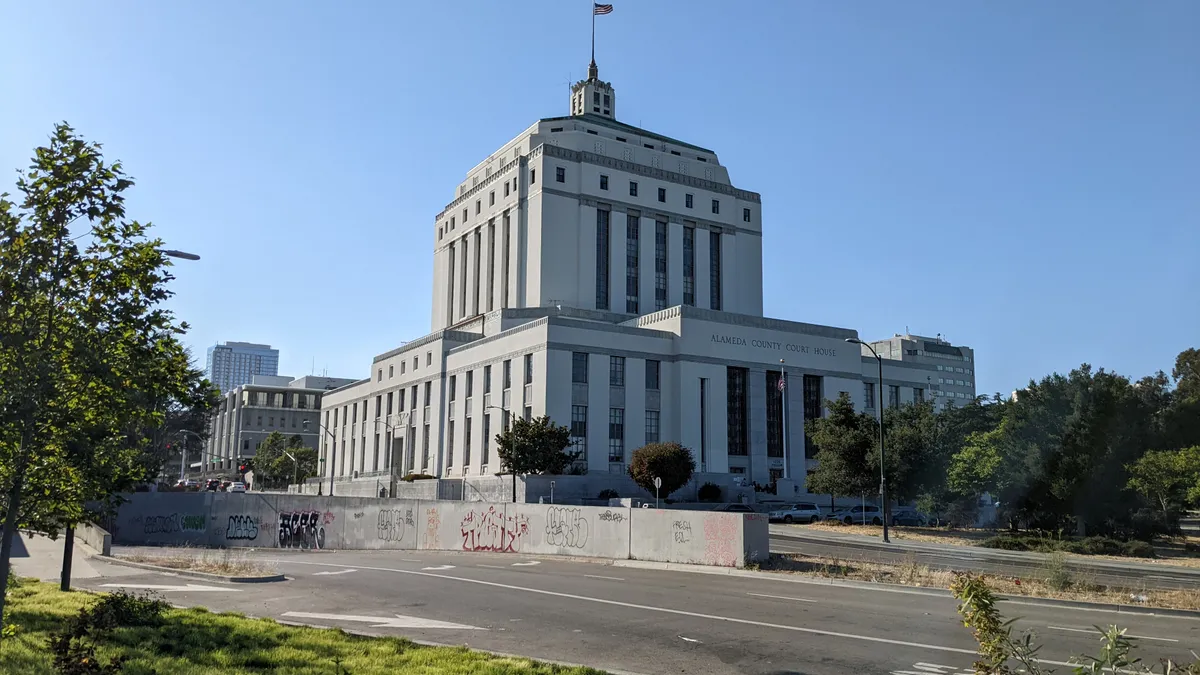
1121, 540, 1156, 558
49, 591, 168, 675
401, 473, 436, 482
627, 442, 695, 499
697, 482, 722, 502
596, 489, 619, 500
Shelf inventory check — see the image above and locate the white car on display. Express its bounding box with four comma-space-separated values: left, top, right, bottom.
228, 482, 247, 493
769, 502, 822, 524
827, 505, 883, 525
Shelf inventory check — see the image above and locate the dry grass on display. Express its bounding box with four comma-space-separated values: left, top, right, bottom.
117, 548, 276, 577
754, 552, 1200, 611
800, 521, 1200, 569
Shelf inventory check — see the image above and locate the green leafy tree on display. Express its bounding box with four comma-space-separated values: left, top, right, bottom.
494, 415, 578, 476
0, 124, 199, 631
628, 442, 695, 499
805, 393, 876, 499
252, 432, 318, 488
1127, 447, 1200, 514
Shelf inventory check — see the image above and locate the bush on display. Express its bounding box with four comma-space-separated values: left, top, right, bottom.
980, 532, 1157, 558
1121, 540, 1157, 558
400, 473, 436, 482
596, 489, 619, 500
697, 482, 722, 502
627, 442, 695, 499
50, 591, 169, 674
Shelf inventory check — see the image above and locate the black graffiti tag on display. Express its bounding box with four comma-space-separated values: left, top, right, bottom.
225, 515, 259, 541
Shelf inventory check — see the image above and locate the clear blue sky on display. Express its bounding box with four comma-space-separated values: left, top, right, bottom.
3, 1, 1197, 397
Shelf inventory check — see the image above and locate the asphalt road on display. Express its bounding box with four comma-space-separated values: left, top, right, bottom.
769, 526, 1200, 591
76, 547, 1199, 675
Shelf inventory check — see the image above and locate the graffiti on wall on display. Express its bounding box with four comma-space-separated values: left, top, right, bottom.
702, 514, 738, 567
544, 507, 589, 549
672, 520, 693, 544
278, 510, 334, 549
225, 515, 260, 541
143, 513, 206, 535
424, 507, 441, 549
598, 510, 626, 524
460, 506, 529, 553
378, 508, 414, 542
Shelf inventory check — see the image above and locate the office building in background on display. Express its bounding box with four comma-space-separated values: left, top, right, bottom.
205, 341, 280, 393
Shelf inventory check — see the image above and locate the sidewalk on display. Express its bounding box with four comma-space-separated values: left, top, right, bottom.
6, 531, 135, 583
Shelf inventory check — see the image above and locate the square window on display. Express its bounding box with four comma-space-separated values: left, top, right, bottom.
685, 193, 693, 208
657, 187, 666, 203
711, 199, 720, 214
600, 175, 608, 190
743, 207, 751, 222
556, 167, 565, 183
629, 181, 638, 197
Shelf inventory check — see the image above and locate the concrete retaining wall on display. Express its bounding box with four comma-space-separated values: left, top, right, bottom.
110, 493, 766, 567
75, 522, 112, 556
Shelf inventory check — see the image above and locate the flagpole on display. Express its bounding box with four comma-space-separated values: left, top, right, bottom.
591, 3, 596, 63
780, 359, 789, 481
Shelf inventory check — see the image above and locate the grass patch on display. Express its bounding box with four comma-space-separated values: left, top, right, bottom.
0, 578, 608, 674
755, 553, 1200, 611
979, 533, 1157, 558
116, 548, 276, 577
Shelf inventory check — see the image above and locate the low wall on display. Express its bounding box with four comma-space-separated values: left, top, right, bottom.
75, 522, 112, 556
109, 493, 766, 567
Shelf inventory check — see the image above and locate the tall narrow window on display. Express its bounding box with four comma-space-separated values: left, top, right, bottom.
625, 213, 639, 314
424, 381, 431, 407
448, 375, 457, 402
447, 421, 455, 468
654, 221, 668, 310
685, 193, 693, 209
487, 220, 496, 312
472, 229, 481, 314
502, 212, 511, 309
609, 356, 625, 386
766, 371, 783, 457
709, 231, 722, 311
645, 410, 660, 444
572, 352, 589, 383
422, 423, 430, 470
914, 387, 924, 403
459, 236, 468, 318
803, 375, 823, 459
523, 353, 533, 385
682, 226, 696, 306
465, 371, 473, 398
447, 242, 456, 318
484, 365, 492, 392
608, 408, 624, 462
595, 209, 610, 310
571, 405, 587, 453
727, 367, 748, 456
645, 360, 660, 390
373, 433, 380, 471
629, 181, 638, 197
864, 382, 875, 409
503, 359, 512, 389
482, 415, 491, 466
889, 385, 901, 409
464, 418, 472, 467
386, 391, 393, 415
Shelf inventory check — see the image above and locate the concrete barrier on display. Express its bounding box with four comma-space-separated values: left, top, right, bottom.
110, 493, 768, 568
75, 522, 112, 556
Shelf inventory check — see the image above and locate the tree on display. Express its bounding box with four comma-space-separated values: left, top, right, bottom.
0, 124, 199, 631
495, 415, 578, 477
252, 433, 318, 488
805, 393, 876, 499
628, 442, 695, 499
1127, 447, 1200, 514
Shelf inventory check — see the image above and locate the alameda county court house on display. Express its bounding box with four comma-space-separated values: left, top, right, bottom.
318, 59, 977, 497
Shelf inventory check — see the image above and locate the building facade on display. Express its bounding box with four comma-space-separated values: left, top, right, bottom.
317, 60, 977, 496
205, 341, 280, 394
205, 375, 356, 472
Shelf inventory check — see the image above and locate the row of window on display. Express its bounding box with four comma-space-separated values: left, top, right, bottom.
376, 350, 436, 382
565, 405, 660, 463
443, 213, 511, 320
596, 210, 720, 313
548, 123, 714, 165
939, 378, 973, 387
438, 176, 519, 241
863, 383, 927, 409
586, 169, 752, 222
240, 390, 319, 410
571, 352, 660, 389
937, 365, 973, 375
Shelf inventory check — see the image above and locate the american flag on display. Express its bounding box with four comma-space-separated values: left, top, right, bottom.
594, 3, 613, 15
778, 374, 787, 392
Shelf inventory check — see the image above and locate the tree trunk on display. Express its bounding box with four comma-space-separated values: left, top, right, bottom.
61, 526, 75, 592
0, 444, 28, 639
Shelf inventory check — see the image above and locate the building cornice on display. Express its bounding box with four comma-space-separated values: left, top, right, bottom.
538, 186, 761, 238
436, 154, 526, 221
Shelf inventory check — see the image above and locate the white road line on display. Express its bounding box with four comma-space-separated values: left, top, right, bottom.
98, 583, 240, 593
281, 611, 483, 630
584, 574, 625, 581
422, 565, 455, 571
477, 564, 506, 569
1047, 625, 1178, 643
747, 592, 818, 603
401, 559, 421, 563
313, 569, 357, 576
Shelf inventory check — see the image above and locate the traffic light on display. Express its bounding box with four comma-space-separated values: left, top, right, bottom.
238, 463, 247, 473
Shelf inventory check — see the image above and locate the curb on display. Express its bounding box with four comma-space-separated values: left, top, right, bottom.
609, 559, 1200, 619
97, 555, 287, 583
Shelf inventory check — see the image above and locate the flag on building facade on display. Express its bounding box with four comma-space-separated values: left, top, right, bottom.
594, 3, 613, 15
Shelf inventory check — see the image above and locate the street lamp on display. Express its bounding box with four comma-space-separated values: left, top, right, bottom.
374, 417, 401, 498
303, 419, 338, 496
174, 429, 207, 481
845, 337, 890, 544
162, 249, 201, 261
485, 405, 517, 502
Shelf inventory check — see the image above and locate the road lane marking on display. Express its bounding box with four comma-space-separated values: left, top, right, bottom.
477, 564, 506, 569
422, 565, 455, 571
747, 592, 817, 603
512, 561, 540, 566
99, 583, 240, 593
1046, 625, 1178, 643
584, 574, 625, 581
678, 635, 702, 643
314, 569, 357, 576
281, 611, 483, 630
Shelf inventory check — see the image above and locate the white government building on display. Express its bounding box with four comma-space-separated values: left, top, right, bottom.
317, 60, 976, 496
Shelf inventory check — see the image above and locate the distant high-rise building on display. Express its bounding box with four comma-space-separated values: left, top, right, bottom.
205, 342, 280, 393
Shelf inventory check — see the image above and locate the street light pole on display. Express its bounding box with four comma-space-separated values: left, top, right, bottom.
846, 338, 889, 543
779, 359, 789, 480
486, 405, 516, 502
374, 418, 400, 498
303, 420, 338, 496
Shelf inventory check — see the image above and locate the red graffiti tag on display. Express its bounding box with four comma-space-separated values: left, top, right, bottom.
460, 506, 529, 553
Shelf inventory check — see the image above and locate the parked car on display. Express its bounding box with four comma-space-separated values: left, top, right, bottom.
768, 502, 822, 524
712, 503, 756, 513
827, 505, 883, 525
204, 478, 222, 492
228, 482, 247, 493
891, 507, 929, 527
